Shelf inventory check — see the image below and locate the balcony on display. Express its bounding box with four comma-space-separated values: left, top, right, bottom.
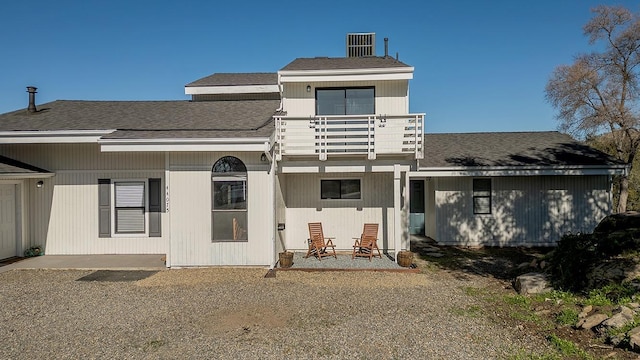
275, 114, 424, 161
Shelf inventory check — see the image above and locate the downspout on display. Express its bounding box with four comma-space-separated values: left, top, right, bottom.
393, 164, 401, 262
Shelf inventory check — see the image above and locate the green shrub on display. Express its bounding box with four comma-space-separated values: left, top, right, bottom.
548, 233, 600, 292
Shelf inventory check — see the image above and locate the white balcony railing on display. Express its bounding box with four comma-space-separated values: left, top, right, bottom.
275, 114, 424, 161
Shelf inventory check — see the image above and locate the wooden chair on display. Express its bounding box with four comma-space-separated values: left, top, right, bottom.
305, 222, 337, 260
232, 218, 246, 240
352, 223, 382, 261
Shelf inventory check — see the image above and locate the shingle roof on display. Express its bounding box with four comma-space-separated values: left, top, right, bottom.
0, 100, 280, 139
422, 132, 623, 167
280, 56, 411, 71
185, 73, 278, 87
0, 155, 50, 174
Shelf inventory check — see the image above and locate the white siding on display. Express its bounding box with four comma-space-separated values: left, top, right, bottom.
282, 172, 396, 252
434, 176, 611, 246
168, 152, 272, 266
0, 144, 170, 255
282, 81, 409, 117
43, 171, 167, 254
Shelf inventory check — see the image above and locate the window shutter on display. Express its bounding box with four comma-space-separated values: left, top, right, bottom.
148, 178, 162, 237
98, 179, 111, 237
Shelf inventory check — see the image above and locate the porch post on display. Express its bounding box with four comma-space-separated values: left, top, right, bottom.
403, 169, 410, 251
393, 164, 401, 262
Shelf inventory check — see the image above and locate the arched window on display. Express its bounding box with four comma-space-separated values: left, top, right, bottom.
211, 156, 247, 241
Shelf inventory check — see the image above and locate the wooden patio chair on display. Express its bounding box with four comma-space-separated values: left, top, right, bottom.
352, 223, 382, 261
305, 222, 337, 260
232, 218, 246, 240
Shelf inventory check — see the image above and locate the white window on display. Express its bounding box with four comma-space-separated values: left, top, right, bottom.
98, 178, 162, 238
114, 181, 146, 234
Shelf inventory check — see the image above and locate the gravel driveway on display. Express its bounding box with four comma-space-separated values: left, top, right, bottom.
0, 267, 549, 359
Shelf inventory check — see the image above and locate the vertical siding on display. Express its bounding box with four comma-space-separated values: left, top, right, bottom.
275, 175, 287, 254
283, 172, 396, 251
41, 171, 168, 255
282, 81, 409, 117
2, 144, 167, 255
168, 152, 272, 266
434, 175, 611, 246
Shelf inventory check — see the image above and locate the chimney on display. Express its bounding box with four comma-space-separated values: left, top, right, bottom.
26, 86, 37, 113
384, 38, 389, 58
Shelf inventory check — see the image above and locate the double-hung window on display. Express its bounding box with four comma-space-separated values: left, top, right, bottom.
114, 181, 146, 233
473, 178, 492, 215
98, 178, 162, 238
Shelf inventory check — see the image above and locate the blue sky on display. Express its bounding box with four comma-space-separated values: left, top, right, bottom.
1, 0, 638, 133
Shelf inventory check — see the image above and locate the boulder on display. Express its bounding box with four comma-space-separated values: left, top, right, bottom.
601, 306, 635, 330
514, 272, 552, 294
576, 313, 608, 330
587, 258, 640, 289
594, 211, 640, 234
628, 326, 640, 352
578, 305, 593, 319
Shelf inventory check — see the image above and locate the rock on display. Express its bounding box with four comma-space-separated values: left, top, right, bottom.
628, 302, 640, 309
594, 211, 640, 234
577, 313, 608, 330
628, 326, 640, 352
587, 258, 640, 289
578, 305, 593, 319
539, 260, 546, 270
514, 272, 552, 294
608, 333, 626, 347
601, 306, 635, 330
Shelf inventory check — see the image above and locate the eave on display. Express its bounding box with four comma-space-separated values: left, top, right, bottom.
99, 137, 271, 152
184, 85, 280, 95
0, 172, 55, 179
278, 67, 414, 83
412, 164, 629, 177
0, 130, 115, 144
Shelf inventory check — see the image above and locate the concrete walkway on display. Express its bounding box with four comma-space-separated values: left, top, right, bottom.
0, 254, 167, 273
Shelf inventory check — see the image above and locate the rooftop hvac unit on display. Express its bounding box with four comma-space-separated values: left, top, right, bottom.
346, 33, 375, 57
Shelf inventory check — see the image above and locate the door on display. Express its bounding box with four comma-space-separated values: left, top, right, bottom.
409, 180, 425, 235
0, 184, 17, 259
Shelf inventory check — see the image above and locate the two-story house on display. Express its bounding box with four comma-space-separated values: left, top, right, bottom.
0, 34, 626, 267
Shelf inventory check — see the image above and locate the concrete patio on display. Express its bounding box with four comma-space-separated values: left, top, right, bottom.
0, 254, 167, 273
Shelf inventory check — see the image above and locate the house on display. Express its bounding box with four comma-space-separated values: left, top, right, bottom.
0, 34, 627, 266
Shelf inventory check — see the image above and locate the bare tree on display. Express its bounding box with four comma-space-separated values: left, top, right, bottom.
546, 5, 640, 213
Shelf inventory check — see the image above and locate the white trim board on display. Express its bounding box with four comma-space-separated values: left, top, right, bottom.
411, 166, 628, 177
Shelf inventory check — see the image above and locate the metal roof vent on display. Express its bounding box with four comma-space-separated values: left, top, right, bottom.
346, 33, 375, 57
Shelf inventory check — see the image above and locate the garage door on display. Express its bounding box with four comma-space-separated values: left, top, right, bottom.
0, 184, 17, 260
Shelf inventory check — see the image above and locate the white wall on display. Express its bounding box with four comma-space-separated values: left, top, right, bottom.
434, 175, 611, 246
1, 144, 169, 255
168, 152, 273, 266
0, 145, 275, 264
281, 172, 396, 252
